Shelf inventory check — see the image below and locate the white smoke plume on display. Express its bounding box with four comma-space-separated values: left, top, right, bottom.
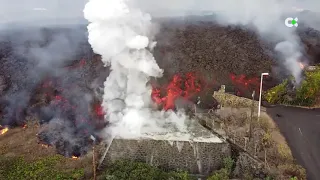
83, 0, 188, 138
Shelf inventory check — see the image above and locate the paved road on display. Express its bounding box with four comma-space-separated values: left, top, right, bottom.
266, 106, 320, 180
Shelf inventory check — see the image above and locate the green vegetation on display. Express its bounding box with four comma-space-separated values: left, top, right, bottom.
101, 159, 194, 180
0, 155, 84, 180
264, 79, 288, 104
0, 153, 239, 180
295, 68, 320, 106
207, 157, 234, 180
0, 156, 193, 180
278, 164, 306, 180
264, 66, 320, 106
2, 153, 285, 180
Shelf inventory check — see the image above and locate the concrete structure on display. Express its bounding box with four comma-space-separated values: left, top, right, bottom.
100, 120, 230, 175
306, 65, 317, 72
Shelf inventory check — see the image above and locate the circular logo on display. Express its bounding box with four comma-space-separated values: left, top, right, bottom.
285, 17, 299, 27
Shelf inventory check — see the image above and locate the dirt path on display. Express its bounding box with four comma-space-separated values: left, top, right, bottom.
266, 106, 320, 180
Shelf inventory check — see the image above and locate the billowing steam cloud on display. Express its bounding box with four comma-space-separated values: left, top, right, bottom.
84, 0, 188, 138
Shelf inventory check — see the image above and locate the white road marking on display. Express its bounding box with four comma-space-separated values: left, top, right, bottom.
299, 128, 303, 136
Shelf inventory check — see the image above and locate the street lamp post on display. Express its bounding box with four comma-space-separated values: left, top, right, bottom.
258, 73, 269, 119
249, 90, 255, 140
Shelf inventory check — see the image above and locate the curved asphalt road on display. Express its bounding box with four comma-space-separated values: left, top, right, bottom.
266, 106, 320, 180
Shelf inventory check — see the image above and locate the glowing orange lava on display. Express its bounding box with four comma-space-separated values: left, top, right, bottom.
151, 72, 205, 110
71, 156, 79, 159
299, 62, 305, 69
93, 103, 105, 118
0, 127, 9, 135
151, 72, 261, 110
41, 144, 49, 148
229, 73, 260, 95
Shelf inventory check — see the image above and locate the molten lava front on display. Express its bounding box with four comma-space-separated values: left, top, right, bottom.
33, 76, 106, 157
71, 155, 79, 160
299, 62, 305, 70
0, 126, 9, 135
10, 58, 107, 158
229, 73, 260, 96
152, 72, 206, 110
151, 72, 262, 111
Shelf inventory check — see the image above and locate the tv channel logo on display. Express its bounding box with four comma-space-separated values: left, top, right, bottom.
285, 17, 298, 27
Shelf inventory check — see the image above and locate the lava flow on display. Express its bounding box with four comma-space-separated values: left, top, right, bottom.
34, 78, 106, 157
28, 58, 107, 158
66, 59, 87, 69
93, 103, 105, 119
36, 77, 106, 129
151, 72, 261, 111
299, 62, 305, 69
0, 126, 9, 135
40, 144, 50, 148
229, 73, 260, 96
151, 72, 209, 110
71, 156, 79, 160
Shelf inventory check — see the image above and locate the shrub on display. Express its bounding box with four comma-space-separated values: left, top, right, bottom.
259, 116, 272, 132
294, 67, 320, 106
207, 168, 229, 180
207, 157, 234, 180
102, 160, 193, 180
278, 164, 306, 180
243, 171, 254, 180
264, 66, 320, 106
0, 155, 84, 180
277, 144, 294, 163
223, 157, 234, 174
264, 80, 288, 104
262, 130, 273, 148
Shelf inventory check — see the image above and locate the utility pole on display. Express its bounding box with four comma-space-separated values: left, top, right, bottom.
91, 135, 97, 180
249, 90, 255, 140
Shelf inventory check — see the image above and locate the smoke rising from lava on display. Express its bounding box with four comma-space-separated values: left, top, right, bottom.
84, 0, 189, 138
0, 22, 99, 157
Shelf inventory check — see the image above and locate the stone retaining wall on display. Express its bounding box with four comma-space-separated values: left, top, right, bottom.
213, 85, 259, 108
196, 114, 264, 177
100, 121, 231, 175
213, 91, 259, 108
102, 138, 230, 175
